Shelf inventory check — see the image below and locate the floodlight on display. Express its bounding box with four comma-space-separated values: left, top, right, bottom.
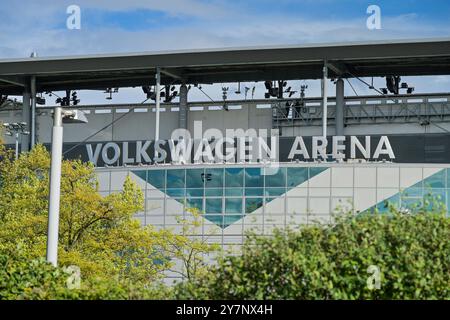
36, 97, 46, 105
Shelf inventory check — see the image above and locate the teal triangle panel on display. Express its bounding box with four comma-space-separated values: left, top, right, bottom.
132, 166, 330, 228
365, 169, 449, 214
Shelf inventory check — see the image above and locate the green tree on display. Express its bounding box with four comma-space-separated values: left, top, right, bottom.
0, 144, 216, 291
0, 248, 173, 300
176, 202, 450, 300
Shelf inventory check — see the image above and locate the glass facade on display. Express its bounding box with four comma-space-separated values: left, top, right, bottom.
131, 166, 328, 228
98, 165, 450, 248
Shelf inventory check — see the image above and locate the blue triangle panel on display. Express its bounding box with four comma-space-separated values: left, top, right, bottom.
132, 166, 330, 228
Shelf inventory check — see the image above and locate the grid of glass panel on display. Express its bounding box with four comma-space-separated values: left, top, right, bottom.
98, 166, 450, 250
134, 167, 328, 228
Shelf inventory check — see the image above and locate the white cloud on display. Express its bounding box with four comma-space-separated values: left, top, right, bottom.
1, 0, 449, 104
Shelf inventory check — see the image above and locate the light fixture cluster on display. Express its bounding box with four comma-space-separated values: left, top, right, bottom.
104, 88, 118, 100
2, 122, 29, 137
46, 90, 80, 106
142, 85, 179, 102
381, 76, 414, 95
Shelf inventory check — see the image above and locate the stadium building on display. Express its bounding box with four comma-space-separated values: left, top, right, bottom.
1, 38, 450, 256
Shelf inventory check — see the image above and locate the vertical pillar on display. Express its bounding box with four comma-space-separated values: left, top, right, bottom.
155, 67, 161, 142
321, 62, 328, 138
335, 78, 345, 136
179, 84, 188, 129
30, 76, 36, 147
47, 107, 63, 267
21, 84, 31, 152
154, 68, 161, 161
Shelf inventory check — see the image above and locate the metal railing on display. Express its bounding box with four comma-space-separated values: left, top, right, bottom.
272, 93, 450, 129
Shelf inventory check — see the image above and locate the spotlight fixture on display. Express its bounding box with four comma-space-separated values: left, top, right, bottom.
55, 90, 79, 107
244, 86, 250, 100
71, 91, 80, 106
293, 84, 308, 116
265, 80, 287, 99
385, 76, 401, 95
2, 122, 30, 159
104, 88, 118, 100
381, 76, 415, 95
235, 82, 241, 95
142, 86, 156, 101
222, 87, 229, 111
36, 93, 46, 105
162, 85, 178, 103
285, 85, 297, 98
265, 81, 279, 98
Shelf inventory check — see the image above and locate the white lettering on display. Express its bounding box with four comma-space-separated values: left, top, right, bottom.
312, 136, 328, 160
373, 136, 395, 159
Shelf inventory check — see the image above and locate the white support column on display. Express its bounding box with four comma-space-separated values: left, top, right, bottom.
322, 61, 328, 138
30, 76, 36, 147
46, 107, 63, 267
154, 67, 161, 159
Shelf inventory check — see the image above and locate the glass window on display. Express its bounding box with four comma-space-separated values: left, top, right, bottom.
265, 188, 286, 197
166, 188, 185, 197
245, 197, 263, 213
425, 188, 446, 204
225, 198, 243, 214
245, 168, 263, 188
186, 198, 203, 212
225, 168, 244, 187
447, 190, 450, 214
402, 188, 423, 197
167, 169, 185, 188
447, 168, 450, 189
205, 169, 223, 188
223, 215, 243, 227
376, 194, 400, 213
425, 170, 446, 188
186, 169, 204, 188
309, 167, 327, 179
205, 198, 222, 214
185, 188, 204, 197
204, 214, 223, 227
265, 167, 286, 187
133, 170, 146, 184
287, 167, 308, 188
401, 197, 422, 210
205, 188, 223, 197
225, 188, 243, 196
265, 197, 278, 204
147, 170, 165, 189
245, 188, 264, 196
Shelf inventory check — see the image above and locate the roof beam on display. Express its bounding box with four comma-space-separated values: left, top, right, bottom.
0, 75, 27, 87
327, 62, 348, 77
160, 68, 184, 81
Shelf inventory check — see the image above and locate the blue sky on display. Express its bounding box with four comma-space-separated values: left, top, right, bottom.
1, 0, 449, 58
0, 0, 449, 103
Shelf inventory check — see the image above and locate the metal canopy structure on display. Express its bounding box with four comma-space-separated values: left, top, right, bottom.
1, 38, 450, 95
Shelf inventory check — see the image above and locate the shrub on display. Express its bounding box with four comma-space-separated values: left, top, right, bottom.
176, 209, 450, 300
0, 251, 172, 300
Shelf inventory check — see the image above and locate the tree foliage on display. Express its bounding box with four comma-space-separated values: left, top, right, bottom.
176, 203, 450, 300
0, 249, 171, 300
0, 144, 216, 296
